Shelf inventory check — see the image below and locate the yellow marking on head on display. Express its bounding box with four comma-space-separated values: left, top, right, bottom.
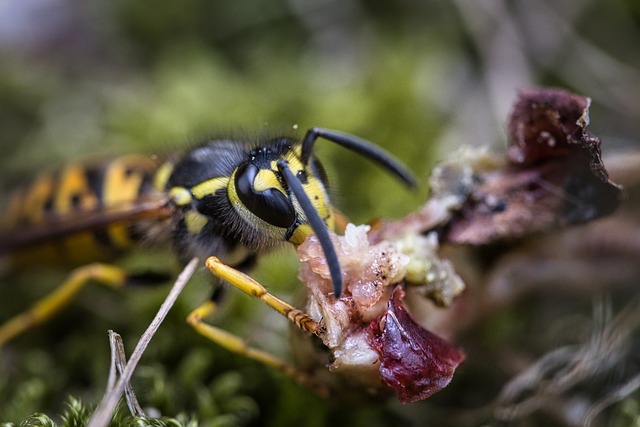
292, 144, 303, 158
185, 210, 208, 234
154, 162, 174, 191
169, 187, 193, 206
301, 175, 334, 231
253, 169, 282, 193
271, 151, 304, 174
191, 177, 229, 199
278, 153, 335, 233
289, 223, 314, 245
286, 154, 304, 172
263, 150, 335, 241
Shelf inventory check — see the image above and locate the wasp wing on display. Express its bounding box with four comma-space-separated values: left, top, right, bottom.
0, 194, 174, 256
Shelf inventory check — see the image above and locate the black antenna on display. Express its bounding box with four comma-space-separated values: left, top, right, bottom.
277, 159, 343, 297
300, 127, 418, 188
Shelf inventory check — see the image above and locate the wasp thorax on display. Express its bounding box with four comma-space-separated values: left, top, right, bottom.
234, 162, 296, 228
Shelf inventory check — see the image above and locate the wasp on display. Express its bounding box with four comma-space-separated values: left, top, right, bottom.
0, 128, 416, 392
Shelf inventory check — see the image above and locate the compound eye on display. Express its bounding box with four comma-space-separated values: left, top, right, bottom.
234, 162, 296, 228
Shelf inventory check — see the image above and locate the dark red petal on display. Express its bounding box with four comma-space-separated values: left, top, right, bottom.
369, 286, 465, 403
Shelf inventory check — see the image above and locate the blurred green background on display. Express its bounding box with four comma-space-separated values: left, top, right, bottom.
1, 0, 639, 426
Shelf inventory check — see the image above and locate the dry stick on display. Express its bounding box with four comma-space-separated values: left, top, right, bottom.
104, 331, 119, 395
108, 330, 145, 417
583, 372, 640, 427
88, 257, 199, 427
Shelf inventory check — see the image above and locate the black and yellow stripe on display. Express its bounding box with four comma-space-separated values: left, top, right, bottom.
2, 155, 159, 267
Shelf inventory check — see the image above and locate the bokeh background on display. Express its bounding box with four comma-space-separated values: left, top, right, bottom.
1, 0, 639, 426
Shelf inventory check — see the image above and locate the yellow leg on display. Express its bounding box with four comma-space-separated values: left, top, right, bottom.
0, 263, 128, 346
186, 256, 329, 397
205, 256, 325, 337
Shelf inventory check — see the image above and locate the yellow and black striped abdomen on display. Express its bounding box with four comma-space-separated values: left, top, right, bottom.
1, 155, 161, 268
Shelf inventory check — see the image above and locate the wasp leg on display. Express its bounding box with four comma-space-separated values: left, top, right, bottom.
186, 256, 329, 397
0, 264, 167, 346
206, 256, 323, 336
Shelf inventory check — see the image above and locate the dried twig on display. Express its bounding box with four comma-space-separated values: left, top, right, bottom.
88, 257, 199, 427
583, 372, 640, 427
494, 297, 640, 423
108, 330, 145, 417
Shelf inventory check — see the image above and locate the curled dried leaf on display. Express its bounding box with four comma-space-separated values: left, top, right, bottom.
439, 87, 623, 244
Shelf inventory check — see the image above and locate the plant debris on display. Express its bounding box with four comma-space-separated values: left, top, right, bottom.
376, 88, 623, 245
440, 87, 623, 244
